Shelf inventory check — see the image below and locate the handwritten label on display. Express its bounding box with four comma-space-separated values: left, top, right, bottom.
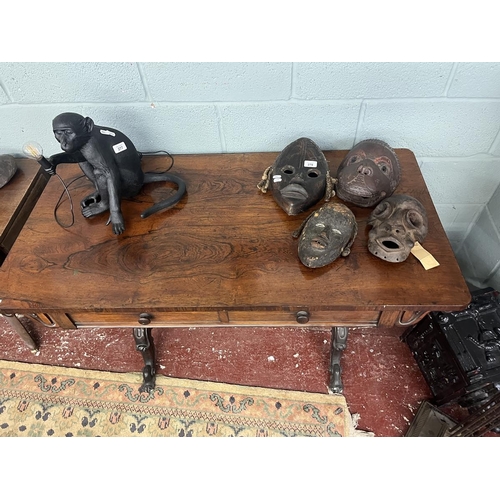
411, 242, 440, 270
113, 142, 127, 154
304, 160, 317, 168
100, 129, 116, 137
273, 175, 282, 182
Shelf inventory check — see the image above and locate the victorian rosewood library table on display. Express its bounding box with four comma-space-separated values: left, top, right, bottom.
0, 149, 471, 393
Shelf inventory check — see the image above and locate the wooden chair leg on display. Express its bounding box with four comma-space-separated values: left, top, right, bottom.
2, 314, 39, 353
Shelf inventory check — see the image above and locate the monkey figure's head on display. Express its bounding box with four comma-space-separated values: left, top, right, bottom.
52, 112, 94, 153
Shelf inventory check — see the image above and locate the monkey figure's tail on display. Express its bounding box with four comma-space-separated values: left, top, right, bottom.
140, 172, 187, 219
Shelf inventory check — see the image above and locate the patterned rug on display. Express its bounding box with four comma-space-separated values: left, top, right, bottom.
0, 360, 368, 437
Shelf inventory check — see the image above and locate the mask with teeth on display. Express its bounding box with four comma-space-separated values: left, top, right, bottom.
257, 137, 332, 215
293, 202, 357, 268
367, 194, 428, 263
336, 139, 401, 207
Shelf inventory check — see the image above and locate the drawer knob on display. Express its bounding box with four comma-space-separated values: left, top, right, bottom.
138, 313, 153, 325
296, 311, 310, 324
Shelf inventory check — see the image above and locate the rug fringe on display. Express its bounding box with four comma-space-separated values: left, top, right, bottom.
350, 413, 375, 437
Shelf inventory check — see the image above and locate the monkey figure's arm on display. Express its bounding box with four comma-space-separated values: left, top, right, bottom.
46, 151, 86, 175
105, 165, 126, 235
81, 139, 126, 235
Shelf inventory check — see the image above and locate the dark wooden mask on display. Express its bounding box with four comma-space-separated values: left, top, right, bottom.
267, 137, 329, 215
367, 194, 428, 263
337, 139, 401, 207
293, 202, 357, 268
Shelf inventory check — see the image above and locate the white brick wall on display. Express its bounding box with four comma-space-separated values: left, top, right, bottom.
142, 62, 292, 101
448, 63, 500, 97
484, 184, 500, 290
359, 100, 500, 157
294, 62, 454, 99
0, 62, 145, 103
1, 62, 499, 288
218, 101, 361, 152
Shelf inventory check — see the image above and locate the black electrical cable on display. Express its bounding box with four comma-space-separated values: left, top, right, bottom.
140, 150, 174, 172
53, 149, 175, 228
53, 173, 86, 228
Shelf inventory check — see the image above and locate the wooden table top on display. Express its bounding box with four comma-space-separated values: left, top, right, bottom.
0, 158, 47, 260
0, 149, 471, 315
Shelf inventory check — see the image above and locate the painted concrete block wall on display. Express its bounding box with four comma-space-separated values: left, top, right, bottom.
459, 182, 500, 290
1, 62, 499, 287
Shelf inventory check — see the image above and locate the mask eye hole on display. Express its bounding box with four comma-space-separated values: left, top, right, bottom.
307, 170, 319, 178
349, 155, 358, 164
282, 166, 295, 175
375, 157, 393, 176
373, 201, 391, 218
407, 210, 424, 229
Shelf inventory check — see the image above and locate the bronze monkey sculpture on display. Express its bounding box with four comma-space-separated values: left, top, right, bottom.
41, 112, 186, 235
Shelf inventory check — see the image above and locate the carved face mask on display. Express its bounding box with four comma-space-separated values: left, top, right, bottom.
257, 137, 332, 215
367, 194, 428, 263
336, 139, 401, 207
293, 203, 357, 268
0, 155, 17, 189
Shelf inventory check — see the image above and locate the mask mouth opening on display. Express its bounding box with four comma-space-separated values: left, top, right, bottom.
343, 177, 374, 197
311, 233, 329, 250
369, 237, 408, 262
381, 239, 401, 250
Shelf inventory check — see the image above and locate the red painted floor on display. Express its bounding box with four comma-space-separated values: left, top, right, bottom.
0, 315, 476, 437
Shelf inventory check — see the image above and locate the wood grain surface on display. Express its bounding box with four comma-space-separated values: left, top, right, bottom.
0, 158, 48, 260
0, 150, 471, 322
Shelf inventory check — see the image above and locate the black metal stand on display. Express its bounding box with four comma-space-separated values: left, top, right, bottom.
328, 326, 348, 393
132, 327, 156, 393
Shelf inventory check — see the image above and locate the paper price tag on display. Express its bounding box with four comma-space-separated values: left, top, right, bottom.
113, 142, 127, 154
411, 242, 440, 270
304, 160, 317, 168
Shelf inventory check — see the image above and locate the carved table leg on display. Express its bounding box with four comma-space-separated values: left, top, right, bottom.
132, 327, 156, 393
1, 314, 39, 354
328, 326, 349, 394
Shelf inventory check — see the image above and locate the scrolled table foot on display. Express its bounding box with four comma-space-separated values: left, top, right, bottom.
132, 327, 156, 393
328, 326, 349, 394
329, 365, 343, 394
139, 365, 156, 394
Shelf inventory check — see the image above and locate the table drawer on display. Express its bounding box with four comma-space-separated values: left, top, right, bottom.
70, 311, 221, 327
69, 309, 380, 328
227, 310, 379, 326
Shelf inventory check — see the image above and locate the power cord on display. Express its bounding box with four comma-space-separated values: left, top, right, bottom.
53, 150, 175, 228
141, 150, 174, 171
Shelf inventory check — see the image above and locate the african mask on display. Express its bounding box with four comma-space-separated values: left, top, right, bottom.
367, 194, 428, 263
336, 139, 401, 207
293, 202, 357, 268
0, 155, 17, 189
257, 137, 334, 215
